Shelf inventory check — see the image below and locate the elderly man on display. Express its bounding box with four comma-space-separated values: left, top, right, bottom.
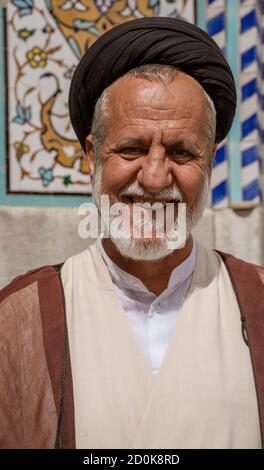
0, 18, 264, 449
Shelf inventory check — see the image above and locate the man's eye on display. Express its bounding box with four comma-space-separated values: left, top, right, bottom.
167, 150, 193, 160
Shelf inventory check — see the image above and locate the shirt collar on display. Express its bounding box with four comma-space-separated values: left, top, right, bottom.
97, 237, 197, 295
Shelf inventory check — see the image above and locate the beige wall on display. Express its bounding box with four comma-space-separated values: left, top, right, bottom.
0, 205, 263, 289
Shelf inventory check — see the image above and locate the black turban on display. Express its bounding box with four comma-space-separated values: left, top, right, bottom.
69, 17, 236, 152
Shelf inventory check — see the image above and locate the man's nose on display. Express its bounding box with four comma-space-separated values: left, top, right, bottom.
137, 148, 173, 193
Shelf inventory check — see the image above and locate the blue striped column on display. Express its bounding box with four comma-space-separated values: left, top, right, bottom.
207, 0, 226, 53
211, 140, 229, 207
239, 0, 261, 205
260, 0, 264, 201
206, 0, 229, 208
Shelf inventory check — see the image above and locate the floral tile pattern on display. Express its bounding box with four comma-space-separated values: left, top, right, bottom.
4, 0, 195, 194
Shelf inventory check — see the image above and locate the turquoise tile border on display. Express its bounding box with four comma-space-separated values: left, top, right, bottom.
196, 0, 206, 31
226, 0, 242, 204
0, 2, 91, 207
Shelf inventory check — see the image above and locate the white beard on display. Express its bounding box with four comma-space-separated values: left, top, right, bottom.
91, 162, 210, 262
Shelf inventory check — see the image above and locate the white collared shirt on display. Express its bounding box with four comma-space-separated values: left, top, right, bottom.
98, 238, 197, 374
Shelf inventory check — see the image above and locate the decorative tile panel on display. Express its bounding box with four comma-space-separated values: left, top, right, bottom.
3, 0, 195, 195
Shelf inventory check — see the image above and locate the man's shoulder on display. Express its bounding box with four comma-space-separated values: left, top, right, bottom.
215, 249, 264, 291
0, 262, 63, 306
216, 249, 264, 275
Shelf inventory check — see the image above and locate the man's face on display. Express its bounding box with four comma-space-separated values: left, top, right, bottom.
88, 72, 216, 260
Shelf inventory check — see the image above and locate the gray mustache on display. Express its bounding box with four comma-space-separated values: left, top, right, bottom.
118, 183, 184, 202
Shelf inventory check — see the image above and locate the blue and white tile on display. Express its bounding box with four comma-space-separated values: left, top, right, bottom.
206, 2, 226, 52
211, 140, 229, 208
240, 140, 261, 203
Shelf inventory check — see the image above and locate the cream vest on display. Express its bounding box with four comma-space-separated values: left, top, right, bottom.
61, 240, 261, 449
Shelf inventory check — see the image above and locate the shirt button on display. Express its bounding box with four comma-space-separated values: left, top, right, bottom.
148, 308, 154, 318
155, 303, 161, 313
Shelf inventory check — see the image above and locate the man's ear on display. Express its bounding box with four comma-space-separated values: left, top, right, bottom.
207, 143, 218, 178
212, 143, 218, 160
210, 143, 218, 168
85, 134, 95, 177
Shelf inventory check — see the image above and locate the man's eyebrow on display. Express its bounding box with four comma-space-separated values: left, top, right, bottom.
113, 138, 199, 152
113, 137, 149, 148
165, 140, 199, 153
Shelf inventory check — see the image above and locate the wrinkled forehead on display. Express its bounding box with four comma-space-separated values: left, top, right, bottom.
104, 73, 210, 139
109, 70, 207, 101
107, 73, 208, 116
